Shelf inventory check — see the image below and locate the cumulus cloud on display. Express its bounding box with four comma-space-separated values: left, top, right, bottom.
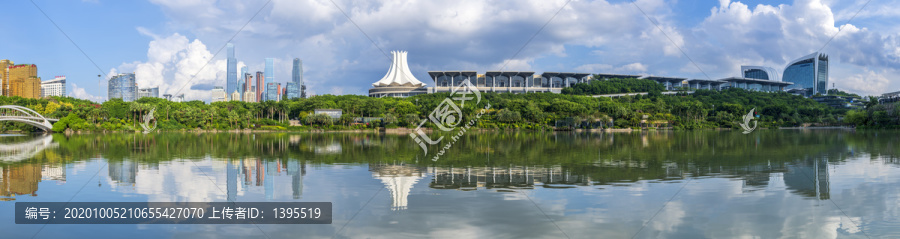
840, 68, 893, 96
139, 0, 684, 96
130, 0, 900, 96
688, 0, 900, 92
115, 32, 243, 101
70, 83, 104, 102
575, 63, 648, 75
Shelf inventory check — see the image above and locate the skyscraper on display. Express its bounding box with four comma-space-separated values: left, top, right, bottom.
256, 71, 265, 102
0, 59, 12, 96
226, 43, 237, 100
108, 73, 137, 102
7, 64, 41, 99
240, 66, 247, 85
783, 52, 828, 96
265, 58, 274, 89
244, 73, 252, 93
211, 86, 226, 102
285, 82, 297, 99
237, 78, 244, 101
266, 82, 279, 102
291, 58, 304, 99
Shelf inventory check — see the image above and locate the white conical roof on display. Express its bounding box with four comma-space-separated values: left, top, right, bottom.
373, 51, 425, 87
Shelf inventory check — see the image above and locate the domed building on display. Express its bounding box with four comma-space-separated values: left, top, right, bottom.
368, 51, 427, 97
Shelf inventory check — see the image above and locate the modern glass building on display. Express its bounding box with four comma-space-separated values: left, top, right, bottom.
108, 73, 136, 102
226, 43, 237, 99
285, 82, 298, 100
291, 58, 304, 99
741, 66, 780, 81
426, 71, 591, 94
718, 77, 793, 92
137, 87, 159, 99
266, 82, 279, 102
783, 52, 828, 96
256, 71, 265, 102
236, 78, 244, 101
265, 58, 274, 88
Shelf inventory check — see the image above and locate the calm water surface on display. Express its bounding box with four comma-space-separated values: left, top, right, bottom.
1, 131, 899, 238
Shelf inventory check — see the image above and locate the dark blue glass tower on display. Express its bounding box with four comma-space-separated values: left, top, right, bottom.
226, 43, 237, 99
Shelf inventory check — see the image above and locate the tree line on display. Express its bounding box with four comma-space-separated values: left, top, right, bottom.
0, 85, 896, 132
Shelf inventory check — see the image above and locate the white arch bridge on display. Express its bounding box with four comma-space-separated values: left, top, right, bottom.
0, 105, 59, 131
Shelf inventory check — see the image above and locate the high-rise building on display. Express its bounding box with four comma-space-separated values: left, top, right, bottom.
137, 87, 159, 99
226, 43, 237, 99
243, 86, 256, 103
266, 82, 279, 102
211, 86, 226, 102
240, 66, 247, 85
8, 64, 41, 99
256, 71, 265, 102
243, 73, 252, 93
41, 76, 66, 97
108, 73, 137, 102
265, 58, 274, 89
236, 78, 244, 101
783, 52, 828, 97
231, 90, 241, 102
291, 58, 304, 99
285, 82, 298, 100
0, 59, 12, 96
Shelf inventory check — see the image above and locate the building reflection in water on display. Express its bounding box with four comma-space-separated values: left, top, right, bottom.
226, 158, 305, 201
108, 160, 139, 185
430, 166, 588, 190
1, 163, 41, 198
0, 134, 56, 163
102, 156, 306, 201
784, 157, 831, 200
425, 159, 831, 200
369, 163, 425, 211
0, 135, 64, 201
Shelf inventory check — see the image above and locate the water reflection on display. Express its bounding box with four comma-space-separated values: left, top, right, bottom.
0, 134, 55, 163
0, 131, 898, 238
370, 163, 425, 210
0, 134, 63, 200
0, 131, 896, 202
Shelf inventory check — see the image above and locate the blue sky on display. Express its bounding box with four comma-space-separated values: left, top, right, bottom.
2, 0, 899, 101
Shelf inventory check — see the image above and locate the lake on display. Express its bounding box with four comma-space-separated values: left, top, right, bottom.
1, 131, 899, 238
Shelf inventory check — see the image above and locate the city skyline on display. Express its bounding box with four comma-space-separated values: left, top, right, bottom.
3, 0, 899, 102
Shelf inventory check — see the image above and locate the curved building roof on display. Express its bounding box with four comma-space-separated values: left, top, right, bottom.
741, 65, 781, 82
373, 51, 426, 87
787, 52, 827, 67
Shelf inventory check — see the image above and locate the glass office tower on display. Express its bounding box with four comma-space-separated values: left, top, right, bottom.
108, 73, 137, 102
783, 52, 828, 96
226, 43, 237, 99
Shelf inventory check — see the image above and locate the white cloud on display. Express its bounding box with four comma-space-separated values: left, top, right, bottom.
129, 0, 900, 96
117, 32, 230, 101
575, 63, 647, 74
70, 83, 104, 102
687, 0, 900, 94
838, 68, 892, 96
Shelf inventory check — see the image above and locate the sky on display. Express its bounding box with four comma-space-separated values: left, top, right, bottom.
2, 0, 899, 102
